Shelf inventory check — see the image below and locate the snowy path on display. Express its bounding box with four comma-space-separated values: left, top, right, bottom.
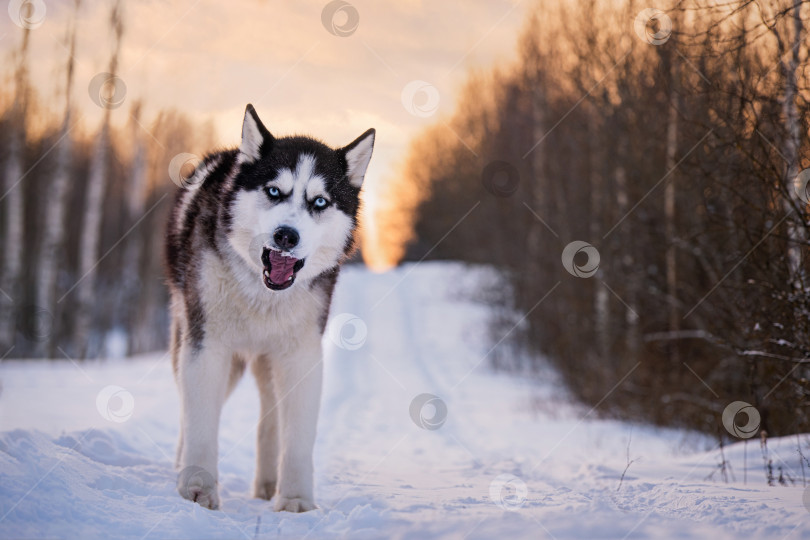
1, 263, 809, 539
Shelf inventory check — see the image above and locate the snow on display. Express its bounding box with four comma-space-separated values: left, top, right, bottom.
1, 262, 809, 539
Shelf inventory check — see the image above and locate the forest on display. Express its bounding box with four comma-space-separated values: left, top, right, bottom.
0, 0, 216, 360
378, 0, 810, 437
1, 0, 809, 440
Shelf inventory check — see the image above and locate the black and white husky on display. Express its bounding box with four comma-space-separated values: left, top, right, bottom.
165, 104, 375, 512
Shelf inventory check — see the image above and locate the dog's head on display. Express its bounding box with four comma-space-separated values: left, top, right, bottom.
227, 104, 375, 291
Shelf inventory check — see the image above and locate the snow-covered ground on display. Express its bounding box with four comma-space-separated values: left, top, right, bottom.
1, 263, 808, 539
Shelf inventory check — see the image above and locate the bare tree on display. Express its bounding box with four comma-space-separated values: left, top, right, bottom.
35, 0, 81, 358
523, 13, 552, 299
588, 107, 610, 357
662, 13, 681, 363
118, 101, 149, 355
74, 0, 124, 358
767, 0, 807, 283
0, 26, 32, 352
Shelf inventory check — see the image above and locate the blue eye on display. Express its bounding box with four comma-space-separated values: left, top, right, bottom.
267, 186, 281, 198
313, 197, 329, 209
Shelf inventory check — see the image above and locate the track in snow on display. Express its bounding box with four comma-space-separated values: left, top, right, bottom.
1, 263, 809, 539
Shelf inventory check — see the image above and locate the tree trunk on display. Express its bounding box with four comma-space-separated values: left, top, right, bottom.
73, 0, 124, 358
664, 43, 680, 363
527, 85, 545, 275
781, 0, 805, 285
614, 135, 639, 363
35, 0, 80, 358
74, 122, 110, 358
0, 28, 31, 352
120, 103, 149, 355
589, 106, 609, 358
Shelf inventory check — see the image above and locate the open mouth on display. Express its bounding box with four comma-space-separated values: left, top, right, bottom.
261, 247, 305, 291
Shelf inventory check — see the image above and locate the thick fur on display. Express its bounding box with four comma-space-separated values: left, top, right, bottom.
166, 104, 374, 512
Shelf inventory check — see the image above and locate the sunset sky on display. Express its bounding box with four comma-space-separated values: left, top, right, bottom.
1, 0, 529, 263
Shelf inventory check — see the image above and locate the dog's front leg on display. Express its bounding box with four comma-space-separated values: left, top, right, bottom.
176, 340, 231, 510
251, 355, 280, 500
273, 334, 323, 512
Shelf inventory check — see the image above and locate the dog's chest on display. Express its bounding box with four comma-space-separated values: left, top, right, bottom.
197, 251, 324, 351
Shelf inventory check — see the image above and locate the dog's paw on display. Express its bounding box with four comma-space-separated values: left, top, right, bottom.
252, 479, 277, 500
177, 465, 220, 510
274, 496, 317, 513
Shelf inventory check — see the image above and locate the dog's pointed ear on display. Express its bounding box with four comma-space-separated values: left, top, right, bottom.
240, 104, 273, 163
341, 128, 375, 188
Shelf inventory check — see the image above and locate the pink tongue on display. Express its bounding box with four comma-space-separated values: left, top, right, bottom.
268, 251, 298, 284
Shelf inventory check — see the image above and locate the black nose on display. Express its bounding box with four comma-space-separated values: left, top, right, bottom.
273, 226, 300, 250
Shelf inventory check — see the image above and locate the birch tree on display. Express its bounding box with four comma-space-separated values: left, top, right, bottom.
588, 108, 610, 358
0, 26, 32, 352
662, 27, 681, 363
74, 0, 124, 358
522, 13, 550, 290
768, 0, 807, 284
35, 0, 81, 358
118, 101, 148, 355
